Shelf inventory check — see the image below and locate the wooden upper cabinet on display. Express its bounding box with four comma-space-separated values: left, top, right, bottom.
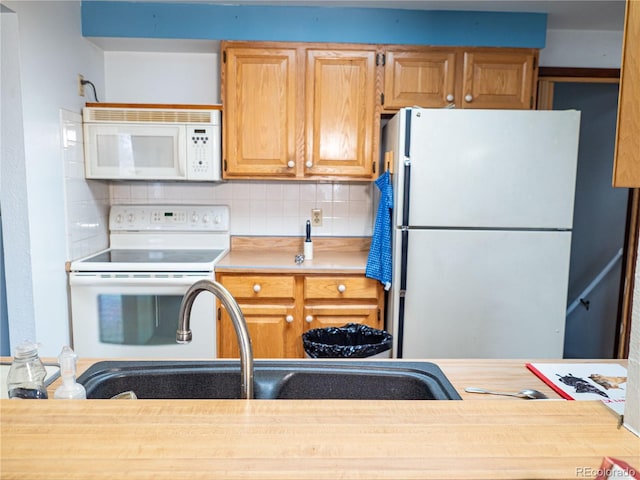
383, 49, 457, 109
613, 0, 640, 187
221, 41, 378, 181
382, 47, 538, 111
461, 49, 538, 110
222, 45, 298, 177
305, 48, 377, 178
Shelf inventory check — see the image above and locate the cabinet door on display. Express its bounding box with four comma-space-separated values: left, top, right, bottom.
223, 45, 298, 177
613, 0, 640, 187
219, 305, 300, 358
461, 49, 537, 110
383, 49, 457, 109
305, 48, 377, 179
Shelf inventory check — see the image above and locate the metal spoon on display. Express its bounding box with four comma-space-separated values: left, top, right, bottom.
464, 387, 548, 399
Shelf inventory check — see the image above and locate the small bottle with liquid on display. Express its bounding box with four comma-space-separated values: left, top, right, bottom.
54, 346, 86, 400
7, 342, 48, 399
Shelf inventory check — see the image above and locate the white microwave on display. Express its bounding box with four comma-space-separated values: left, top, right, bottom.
82, 105, 221, 181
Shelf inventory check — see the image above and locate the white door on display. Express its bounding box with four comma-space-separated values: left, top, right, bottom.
393, 109, 581, 229
393, 228, 571, 358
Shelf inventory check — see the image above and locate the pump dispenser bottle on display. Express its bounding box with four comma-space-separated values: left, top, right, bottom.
54, 346, 86, 399
304, 220, 314, 260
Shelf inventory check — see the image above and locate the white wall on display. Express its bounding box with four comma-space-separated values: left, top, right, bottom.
105, 51, 220, 104
1, 0, 105, 356
626, 250, 640, 435
540, 29, 624, 67
1, 7, 34, 348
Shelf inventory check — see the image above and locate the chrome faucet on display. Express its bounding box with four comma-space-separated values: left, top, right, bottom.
177, 279, 254, 399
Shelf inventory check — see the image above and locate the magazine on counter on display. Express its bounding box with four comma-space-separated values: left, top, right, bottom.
525, 362, 627, 415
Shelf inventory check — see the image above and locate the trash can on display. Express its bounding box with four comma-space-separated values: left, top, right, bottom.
302, 323, 392, 359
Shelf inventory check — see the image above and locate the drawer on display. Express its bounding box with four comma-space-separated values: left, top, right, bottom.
218, 274, 295, 299
304, 276, 379, 300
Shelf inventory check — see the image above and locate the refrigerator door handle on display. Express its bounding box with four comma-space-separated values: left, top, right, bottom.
397, 228, 410, 358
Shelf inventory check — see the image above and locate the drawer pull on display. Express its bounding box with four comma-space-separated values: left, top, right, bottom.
337, 284, 347, 293
253, 284, 261, 293
305, 315, 313, 323
285, 315, 294, 324
464, 94, 473, 103
287, 160, 295, 168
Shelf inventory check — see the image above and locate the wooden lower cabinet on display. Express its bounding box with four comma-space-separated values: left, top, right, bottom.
217, 272, 384, 358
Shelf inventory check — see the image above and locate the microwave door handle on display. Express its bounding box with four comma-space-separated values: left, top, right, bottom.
179, 128, 187, 178
69, 275, 211, 287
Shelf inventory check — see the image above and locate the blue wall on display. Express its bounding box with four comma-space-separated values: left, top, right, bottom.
82, 2, 547, 48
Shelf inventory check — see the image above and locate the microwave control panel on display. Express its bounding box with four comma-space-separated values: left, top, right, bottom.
186, 124, 220, 180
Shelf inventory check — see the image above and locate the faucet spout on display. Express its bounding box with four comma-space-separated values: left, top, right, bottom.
177, 279, 254, 399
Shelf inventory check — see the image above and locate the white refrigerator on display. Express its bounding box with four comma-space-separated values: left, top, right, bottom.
383, 108, 580, 359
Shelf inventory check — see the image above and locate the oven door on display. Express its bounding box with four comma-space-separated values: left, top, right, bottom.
69, 273, 216, 359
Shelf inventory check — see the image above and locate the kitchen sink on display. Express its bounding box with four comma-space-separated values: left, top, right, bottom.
77, 360, 461, 400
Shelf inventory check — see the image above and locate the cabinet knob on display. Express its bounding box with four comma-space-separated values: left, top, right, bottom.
446, 94, 454, 102
337, 284, 346, 293
305, 161, 313, 168
253, 284, 261, 293
305, 315, 313, 323
285, 315, 294, 324
287, 160, 295, 168
464, 94, 473, 103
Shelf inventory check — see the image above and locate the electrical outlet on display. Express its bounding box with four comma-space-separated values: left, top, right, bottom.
78, 74, 85, 97
311, 208, 322, 227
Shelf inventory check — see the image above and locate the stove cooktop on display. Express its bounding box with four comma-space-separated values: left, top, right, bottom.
82, 249, 225, 264
70, 247, 227, 273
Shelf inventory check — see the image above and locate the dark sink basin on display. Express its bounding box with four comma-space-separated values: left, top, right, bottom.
77, 360, 461, 400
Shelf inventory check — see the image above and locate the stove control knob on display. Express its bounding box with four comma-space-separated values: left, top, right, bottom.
127, 213, 135, 223
214, 215, 221, 224
115, 214, 123, 224
202, 214, 210, 224
192, 213, 199, 223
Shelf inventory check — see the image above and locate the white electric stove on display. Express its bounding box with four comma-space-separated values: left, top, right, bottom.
69, 205, 230, 359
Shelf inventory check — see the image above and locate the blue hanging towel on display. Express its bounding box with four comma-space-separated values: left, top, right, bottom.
366, 170, 393, 290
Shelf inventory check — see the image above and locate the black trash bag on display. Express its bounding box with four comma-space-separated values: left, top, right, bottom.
302, 323, 392, 358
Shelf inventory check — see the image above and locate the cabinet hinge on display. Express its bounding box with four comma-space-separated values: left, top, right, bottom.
217, 307, 221, 321
376, 53, 386, 66
377, 308, 381, 322
223, 159, 227, 171
530, 96, 534, 109
223, 50, 227, 63
381, 92, 385, 105
372, 161, 376, 174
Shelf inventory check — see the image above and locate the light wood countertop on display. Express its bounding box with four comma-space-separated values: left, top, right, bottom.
2, 358, 638, 479
215, 236, 371, 274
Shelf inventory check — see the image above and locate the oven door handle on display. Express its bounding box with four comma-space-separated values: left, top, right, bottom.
69, 274, 212, 287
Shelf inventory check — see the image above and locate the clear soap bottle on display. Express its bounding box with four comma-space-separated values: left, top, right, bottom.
54, 346, 86, 399
7, 342, 49, 399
